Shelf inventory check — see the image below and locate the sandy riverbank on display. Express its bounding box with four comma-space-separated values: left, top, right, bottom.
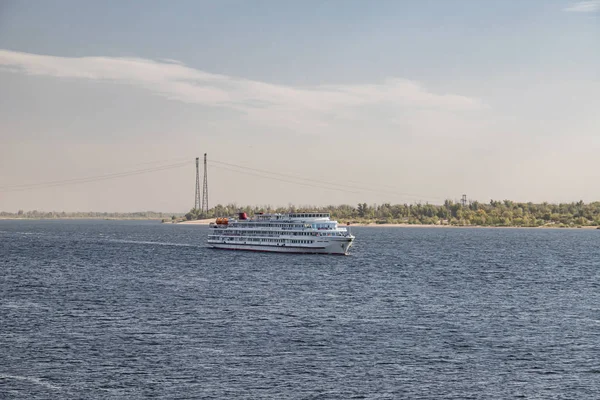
175, 219, 215, 225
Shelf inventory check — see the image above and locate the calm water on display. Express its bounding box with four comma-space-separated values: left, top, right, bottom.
1, 220, 599, 399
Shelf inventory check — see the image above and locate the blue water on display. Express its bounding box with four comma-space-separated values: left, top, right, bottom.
1, 220, 599, 399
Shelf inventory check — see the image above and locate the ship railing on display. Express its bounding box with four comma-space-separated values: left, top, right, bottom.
227, 227, 310, 232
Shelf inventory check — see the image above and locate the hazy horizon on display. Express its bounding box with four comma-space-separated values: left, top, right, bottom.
1, 1, 599, 213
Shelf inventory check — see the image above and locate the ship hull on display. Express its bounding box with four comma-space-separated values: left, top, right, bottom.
208, 237, 353, 255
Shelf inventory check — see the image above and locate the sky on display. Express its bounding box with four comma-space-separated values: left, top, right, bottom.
0, 0, 599, 212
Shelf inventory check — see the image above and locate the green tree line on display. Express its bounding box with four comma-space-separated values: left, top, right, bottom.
186, 200, 600, 227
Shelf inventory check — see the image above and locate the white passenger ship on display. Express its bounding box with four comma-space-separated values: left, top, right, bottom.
208, 212, 355, 255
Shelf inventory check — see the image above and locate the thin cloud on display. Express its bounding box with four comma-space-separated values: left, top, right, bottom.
0, 49, 486, 125
564, 0, 600, 12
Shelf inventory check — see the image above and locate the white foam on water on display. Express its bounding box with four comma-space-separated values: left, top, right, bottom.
0, 374, 61, 390
0, 300, 46, 310
107, 239, 197, 247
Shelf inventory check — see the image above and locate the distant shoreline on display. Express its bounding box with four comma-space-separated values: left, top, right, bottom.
174, 219, 599, 229
2, 217, 597, 229
0, 217, 165, 221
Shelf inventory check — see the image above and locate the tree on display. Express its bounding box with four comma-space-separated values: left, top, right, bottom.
185, 208, 200, 221
357, 203, 367, 218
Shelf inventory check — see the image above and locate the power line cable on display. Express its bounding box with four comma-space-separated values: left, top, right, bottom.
2, 155, 450, 204
209, 159, 446, 202
111, 156, 192, 169
0, 161, 190, 192
208, 164, 361, 194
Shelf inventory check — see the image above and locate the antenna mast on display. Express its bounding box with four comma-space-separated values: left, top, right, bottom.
194, 157, 201, 210
202, 153, 209, 214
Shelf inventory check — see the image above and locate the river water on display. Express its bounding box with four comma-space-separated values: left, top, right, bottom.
1, 220, 599, 399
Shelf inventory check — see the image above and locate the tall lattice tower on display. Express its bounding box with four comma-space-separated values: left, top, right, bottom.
194, 157, 201, 210
201, 153, 209, 214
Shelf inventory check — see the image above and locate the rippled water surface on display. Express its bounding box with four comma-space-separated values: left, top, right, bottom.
1, 220, 600, 399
